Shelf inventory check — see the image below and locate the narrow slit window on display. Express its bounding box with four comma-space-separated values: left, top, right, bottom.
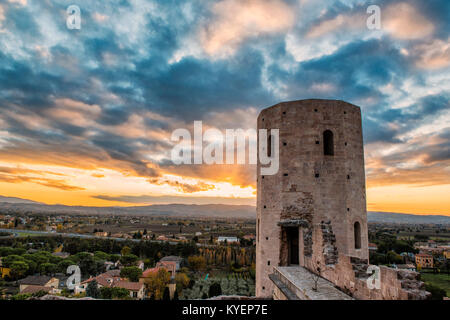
268, 130, 272, 157
323, 130, 334, 156
354, 221, 361, 249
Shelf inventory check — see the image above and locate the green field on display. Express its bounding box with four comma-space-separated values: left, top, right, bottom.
421, 273, 450, 297
181, 275, 255, 299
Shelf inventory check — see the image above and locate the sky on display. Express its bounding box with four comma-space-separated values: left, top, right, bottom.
0, 0, 449, 215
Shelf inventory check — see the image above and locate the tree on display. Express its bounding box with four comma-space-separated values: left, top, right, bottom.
2, 254, 25, 267
120, 254, 139, 266
175, 273, 190, 293
173, 289, 179, 300
94, 251, 110, 261
188, 255, 206, 272
425, 283, 446, 300
100, 287, 112, 299
144, 269, 171, 300
10, 261, 29, 279
57, 259, 74, 273
208, 282, 222, 298
39, 262, 57, 275
162, 286, 171, 300
120, 266, 143, 282
111, 287, 130, 299
86, 280, 100, 298
121, 246, 131, 256
78, 254, 97, 276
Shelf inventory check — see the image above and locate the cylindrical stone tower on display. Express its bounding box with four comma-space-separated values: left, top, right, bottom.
256, 99, 368, 297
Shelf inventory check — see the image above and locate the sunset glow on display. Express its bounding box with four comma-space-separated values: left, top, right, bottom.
0, 0, 449, 215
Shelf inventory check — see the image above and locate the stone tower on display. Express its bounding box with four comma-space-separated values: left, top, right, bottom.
256, 99, 369, 297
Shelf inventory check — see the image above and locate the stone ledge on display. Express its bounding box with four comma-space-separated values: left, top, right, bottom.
277, 219, 309, 227
268, 273, 299, 300
271, 266, 353, 300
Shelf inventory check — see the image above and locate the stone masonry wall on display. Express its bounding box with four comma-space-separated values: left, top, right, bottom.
257, 99, 429, 300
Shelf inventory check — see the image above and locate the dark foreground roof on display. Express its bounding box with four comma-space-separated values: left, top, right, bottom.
18, 275, 53, 286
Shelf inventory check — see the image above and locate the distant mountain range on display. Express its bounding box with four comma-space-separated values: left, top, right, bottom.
0, 196, 41, 205
367, 211, 450, 224
0, 197, 256, 219
0, 196, 449, 224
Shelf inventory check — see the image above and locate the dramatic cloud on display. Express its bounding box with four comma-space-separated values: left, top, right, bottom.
200, 0, 295, 56
0, 0, 448, 214
383, 2, 435, 40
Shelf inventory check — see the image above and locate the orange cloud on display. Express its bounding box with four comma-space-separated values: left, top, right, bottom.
200, 0, 295, 56
48, 99, 101, 128
306, 13, 365, 38
148, 177, 216, 193
0, 173, 84, 191
413, 38, 450, 69
384, 2, 434, 40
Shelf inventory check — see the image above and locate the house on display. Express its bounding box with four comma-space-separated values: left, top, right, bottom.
94, 231, 108, 237
415, 253, 433, 268
114, 280, 145, 299
443, 250, 450, 259
368, 243, 378, 251
160, 256, 183, 271
52, 273, 72, 291
18, 275, 59, 293
76, 270, 144, 299
139, 262, 176, 283
217, 236, 239, 243
21, 285, 56, 295
156, 261, 177, 277
139, 267, 160, 283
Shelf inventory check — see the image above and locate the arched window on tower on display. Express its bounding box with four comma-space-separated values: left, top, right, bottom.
323, 130, 334, 156
354, 221, 361, 249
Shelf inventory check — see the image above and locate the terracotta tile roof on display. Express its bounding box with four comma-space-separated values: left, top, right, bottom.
81, 272, 120, 287
114, 280, 143, 291
21, 285, 52, 294
18, 275, 53, 286
141, 267, 160, 277
104, 269, 121, 277
81, 271, 143, 292
80, 277, 96, 285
